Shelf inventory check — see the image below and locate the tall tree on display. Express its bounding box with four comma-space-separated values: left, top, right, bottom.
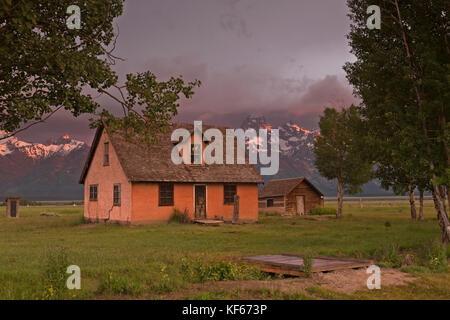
0, 1, 200, 142
314, 106, 373, 218
345, 0, 450, 242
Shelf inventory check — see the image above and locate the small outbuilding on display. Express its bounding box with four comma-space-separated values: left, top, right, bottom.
258, 177, 323, 215
6, 197, 20, 218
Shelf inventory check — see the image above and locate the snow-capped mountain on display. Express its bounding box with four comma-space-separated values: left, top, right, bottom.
241, 115, 386, 196
0, 132, 88, 200
0, 131, 85, 159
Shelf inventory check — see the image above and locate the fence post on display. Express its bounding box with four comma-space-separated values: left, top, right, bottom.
232, 195, 240, 224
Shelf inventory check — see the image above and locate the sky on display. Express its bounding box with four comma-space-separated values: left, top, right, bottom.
18, 0, 359, 144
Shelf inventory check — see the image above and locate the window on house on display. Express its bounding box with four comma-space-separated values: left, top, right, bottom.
224, 184, 237, 205
104, 142, 110, 166
159, 183, 174, 206
267, 199, 274, 207
191, 143, 201, 164
113, 184, 121, 206
89, 185, 98, 201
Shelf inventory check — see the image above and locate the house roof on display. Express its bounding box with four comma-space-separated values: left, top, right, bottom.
79, 123, 264, 184
258, 177, 323, 198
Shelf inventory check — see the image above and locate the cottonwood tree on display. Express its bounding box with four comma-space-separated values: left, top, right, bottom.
345, 0, 449, 241
314, 106, 373, 218
0, 1, 200, 143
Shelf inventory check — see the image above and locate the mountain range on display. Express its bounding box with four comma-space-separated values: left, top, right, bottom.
0, 132, 89, 200
0, 117, 389, 200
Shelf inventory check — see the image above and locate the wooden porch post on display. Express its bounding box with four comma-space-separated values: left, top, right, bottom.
232, 195, 240, 224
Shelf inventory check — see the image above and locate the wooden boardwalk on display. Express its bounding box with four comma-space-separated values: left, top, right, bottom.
242, 254, 373, 276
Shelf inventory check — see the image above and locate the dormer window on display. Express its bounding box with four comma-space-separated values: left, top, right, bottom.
104, 142, 109, 166
191, 143, 201, 165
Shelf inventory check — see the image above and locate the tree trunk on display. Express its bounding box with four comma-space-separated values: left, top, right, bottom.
408, 184, 417, 221
440, 185, 448, 212
432, 186, 450, 243
418, 189, 424, 221
447, 186, 450, 214
337, 179, 343, 219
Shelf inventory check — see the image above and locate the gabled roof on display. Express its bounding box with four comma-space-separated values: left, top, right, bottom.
79, 123, 264, 184
259, 177, 323, 198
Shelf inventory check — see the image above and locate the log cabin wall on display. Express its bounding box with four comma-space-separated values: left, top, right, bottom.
285, 181, 323, 215
258, 196, 285, 213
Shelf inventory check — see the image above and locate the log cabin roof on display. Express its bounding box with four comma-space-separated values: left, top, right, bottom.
79, 123, 264, 184
259, 177, 323, 198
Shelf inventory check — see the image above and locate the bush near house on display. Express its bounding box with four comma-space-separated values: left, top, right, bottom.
310, 207, 336, 216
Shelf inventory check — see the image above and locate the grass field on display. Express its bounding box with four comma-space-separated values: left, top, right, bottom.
0, 200, 448, 300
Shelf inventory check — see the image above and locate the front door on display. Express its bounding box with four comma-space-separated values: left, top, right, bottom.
296, 196, 305, 215
10, 200, 17, 217
195, 185, 206, 219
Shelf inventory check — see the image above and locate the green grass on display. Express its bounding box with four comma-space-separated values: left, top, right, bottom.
0, 201, 448, 299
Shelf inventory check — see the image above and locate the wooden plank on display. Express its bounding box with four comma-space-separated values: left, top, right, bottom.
241, 254, 373, 276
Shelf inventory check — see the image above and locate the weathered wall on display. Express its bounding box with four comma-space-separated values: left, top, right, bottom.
285, 181, 323, 215
83, 129, 132, 223
130, 182, 259, 224
258, 196, 285, 214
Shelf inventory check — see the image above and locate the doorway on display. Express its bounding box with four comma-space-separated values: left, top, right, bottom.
195, 185, 206, 219
296, 196, 305, 215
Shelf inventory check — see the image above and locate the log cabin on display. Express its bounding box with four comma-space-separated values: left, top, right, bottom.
79, 123, 263, 224
258, 177, 324, 215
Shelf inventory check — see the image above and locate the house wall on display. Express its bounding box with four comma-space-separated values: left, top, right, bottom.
258, 196, 285, 214
130, 182, 259, 224
207, 184, 259, 222
131, 183, 193, 224
285, 181, 323, 215
83, 129, 132, 223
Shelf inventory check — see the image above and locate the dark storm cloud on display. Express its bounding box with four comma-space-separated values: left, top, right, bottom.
17, 0, 358, 143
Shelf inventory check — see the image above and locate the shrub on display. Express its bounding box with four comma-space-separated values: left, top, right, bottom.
416, 240, 447, 271
375, 243, 403, 268
169, 208, 191, 224
180, 257, 268, 283
310, 207, 336, 216
98, 273, 143, 296
302, 251, 314, 277
41, 247, 70, 300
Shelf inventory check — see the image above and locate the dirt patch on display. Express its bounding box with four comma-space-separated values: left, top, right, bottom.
165, 267, 417, 299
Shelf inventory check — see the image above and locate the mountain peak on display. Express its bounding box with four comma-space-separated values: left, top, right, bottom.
0, 133, 86, 158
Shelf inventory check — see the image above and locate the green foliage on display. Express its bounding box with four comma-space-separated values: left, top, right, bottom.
169, 208, 191, 224
375, 243, 403, 268
302, 251, 314, 277
310, 207, 336, 216
41, 247, 70, 299
314, 106, 373, 194
344, 0, 449, 199
416, 240, 447, 271
0, 1, 200, 143
98, 272, 143, 296
180, 257, 268, 283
